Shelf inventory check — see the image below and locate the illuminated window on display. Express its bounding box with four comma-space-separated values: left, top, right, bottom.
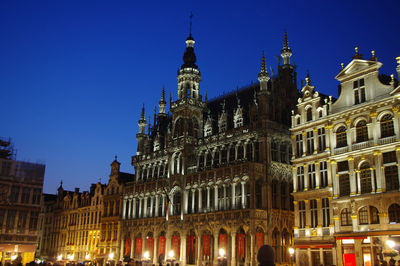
336, 126, 347, 147
360, 163, 372, 194
380, 114, 394, 138
359, 207, 368, 225
306, 108, 312, 121
354, 78, 366, 105
339, 174, 350, 196
356, 120, 368, 143
306, 131, 314, 155
322, 198, 330, 227
320, 162, 328, 188
310, 199, 318, 228
389, 203, 400, 223
297, 166, 304, 191
296, 134, 303, 157
341, 208, 351, 226
299, 201, 306, 228
318, 128, 326, 152
308, 164, 316, 189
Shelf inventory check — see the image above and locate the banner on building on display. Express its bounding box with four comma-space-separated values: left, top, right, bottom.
237, 233, 245, 258
203, 234, 211, 257
172, 236, 180, 259
135, 237, 143, 257
344, 253, 356, 266
146, 237, 154, 257
187, 235, 195, 258
158, 236, 166, 257
256, 232, 264, 251
219, 233, 227, 251
125, 236, 132, 256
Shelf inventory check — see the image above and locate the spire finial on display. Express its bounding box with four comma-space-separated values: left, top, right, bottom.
140, 104, 145, 120
189, 12, 193, 37
341, 62, 344, 69
114, 155, 117, 161
161, 87, 165, 101
205, 91, 208, 103
261, 50, 266, 73
148, 116, 151, 135
283, 30, 289, 49
355, 46, 359, 54
306, 71, 311, 86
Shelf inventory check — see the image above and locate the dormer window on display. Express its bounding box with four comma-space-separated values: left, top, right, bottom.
306, 108, 312, 121
354, 78, 366, 105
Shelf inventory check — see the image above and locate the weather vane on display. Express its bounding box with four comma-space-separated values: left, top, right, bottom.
189, 12, 193, 36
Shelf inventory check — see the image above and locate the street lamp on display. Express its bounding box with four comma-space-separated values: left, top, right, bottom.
142, 251, 151, 265
288, 247, 295, 266
217, 248, 227, 266
387, 240, 395, 249
85, 254, 90, 261
167, 250, 175, 265
57, 255, 62, 261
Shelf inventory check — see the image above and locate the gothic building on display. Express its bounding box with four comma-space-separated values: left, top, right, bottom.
291, 50, 400, 265
121, 32, 297, 265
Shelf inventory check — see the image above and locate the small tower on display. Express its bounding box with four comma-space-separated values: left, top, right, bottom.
258, 51, 270, 93
396, 55, 400, 80
281, 31, 292, 68
159, 87, 167, 115
136, 105, 147, 155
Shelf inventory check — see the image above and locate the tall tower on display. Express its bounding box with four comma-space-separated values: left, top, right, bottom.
281, 31, 292, 68
177, 17, 201, 101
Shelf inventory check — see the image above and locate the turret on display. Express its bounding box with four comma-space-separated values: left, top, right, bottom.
258, 51, 270, 93
136, 105, 147, 155
396, 55, 400, 81
159, 87, 167, 115
281, 31, 292, 68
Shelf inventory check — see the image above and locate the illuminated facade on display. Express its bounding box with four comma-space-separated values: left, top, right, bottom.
291, 50, 400, 265
38, 182, 103, 262
121, 32, 297, 266
0, 139, 45, 265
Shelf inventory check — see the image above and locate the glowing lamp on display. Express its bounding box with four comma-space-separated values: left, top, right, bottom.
168, 250, 175, 259
219, 248, 226, 257
143, 251, 150, 260
85, 254, 90, 260
387, 239, 396, 249
289, 247, 295, 255
109, 252, 114, 260
57, 255, 62, 261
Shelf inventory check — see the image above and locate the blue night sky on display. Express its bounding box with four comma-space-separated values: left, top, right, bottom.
1, 0, 399, 193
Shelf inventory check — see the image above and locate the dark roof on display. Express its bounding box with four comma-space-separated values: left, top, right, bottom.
43, 193, 57, 202
119, 172, 135, 184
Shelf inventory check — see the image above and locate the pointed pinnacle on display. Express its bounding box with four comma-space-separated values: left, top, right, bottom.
261, 51, 266, 73
161, 87, 165, 102
284, 31, 289, 49
306, 72, 311, 86
205, 91, 208, 103
141, 104, 145, 120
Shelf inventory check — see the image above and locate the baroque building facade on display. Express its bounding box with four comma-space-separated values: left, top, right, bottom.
0, 138, 45, 265
37, 159, 133, 264
121, 32, 297, 266
291, 50, 400, 266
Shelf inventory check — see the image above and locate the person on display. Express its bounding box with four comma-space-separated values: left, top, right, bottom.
257, 245, 275, 266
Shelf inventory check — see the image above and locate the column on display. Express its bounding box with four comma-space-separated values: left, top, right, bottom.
191, 189, 195, 213
351, 214, 358, 232
231, 231, 236, 266
325, 125, 332, 151
214, 185, 218, 211
132, 198, 137, 219
356, 170, 361, 195
292, 166, 298, 192
302, 131, 307, 156
304, 200, 310, 236
207, 187, 210, 211
313, 128, 318, 154
150, 196, 154, 217
250, 232, 255, 266
223, 185, 227, 210
231, 183, 236, 209
370, 113, 378, 144
153, 233, 158, 265
122, 198, 127, 220
348, 157, 356, 196
374, 151, 384, 192
241, 182, 246, 209
196, 232, 202, 266
346, 120, 353, 150
316, 198, 322, 236
198, 188, 202, 213
315, 162, 320, 189
293, 201, 299, 237
181, 232, 187, 264
371, 168, 376, 193
155, 196, 159, 217
165, 232, 171, 262
143, 197, 148, 218
331, 161, 338, 197
304, 164, 309, 191
162, 195, 166, 216
138, 198, 143, 218
184, 189, 188, 214
213, 230, 219, 266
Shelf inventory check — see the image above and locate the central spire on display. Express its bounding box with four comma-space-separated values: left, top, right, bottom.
182, 13, 198, 69
281, 31, 292, 67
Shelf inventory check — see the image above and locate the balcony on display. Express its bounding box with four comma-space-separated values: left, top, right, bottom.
378, 135, 396, 145
334, 146, 348, 155
351, 140, 374, 151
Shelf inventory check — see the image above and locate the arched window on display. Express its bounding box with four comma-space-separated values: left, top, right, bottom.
173, 192, 181, 216
336, 126, 347, 148
229, 146, 235, 163
272, 180, 278, 209
173, 118, 184, 138
281, 229, 291, 263
358, 206, 369, 224
306, 108, 312, 122
389, 203, 400, 223
356, 120, 368, 143
256, 179, 263, 209
213, 150, 220, 168
370, 206, 379, 224
360, 162, 372, 194
281, 181, 287, 210
296, 117, 301, 125
341, 208, 351, 226
381, 114, 394, 138
246, 142, 253, 161
206, 152, 212, 168
237, 144, 244, 160
272, 228, 280, 263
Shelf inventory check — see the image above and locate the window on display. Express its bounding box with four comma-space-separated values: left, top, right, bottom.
353, 78, 366, 104
10, 186, 20, 203
235, 183, 242, 209
359, 207, 368, 225
356, 120, 368, 143
213, 151, 219, 167
370, 206, 379, 224
206, 152, 212, 168
389, 204, 400, 223
306, 131, 314, 155
339, 174, 350, 196
310, 199, 318, 228
246, 143, 253, 161
320, 162, 328, 188
322, 198, 330, 227
296, 134, 303, 157
299, 201, 306, 228
221, 148, 227, 164
237, 145, 244, 160
229, 146, 235, 163
297, 166, 304, 191
381, 114, 394, 138
385, 166, 399, 191
218, 187, 224, 211
271, 141, 278, 161
173, 192, 181, 216
256, 180, 263, 209
21, 187, 30, 204
306, 108, 313, 121
341, 208, 351, 226
360, 163, 372, 194
17, 211, 28, 230
281, 181, 287, 210
336, 126, 347, 148
272, 181, 278, 209
0, 210, 4, 228
280, 144, 287, 163
308, 164, 316, 189
6, 210, 16, 231
318, 128, 326, 152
